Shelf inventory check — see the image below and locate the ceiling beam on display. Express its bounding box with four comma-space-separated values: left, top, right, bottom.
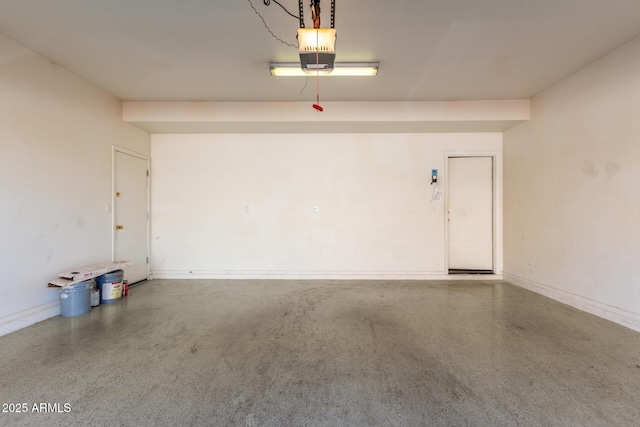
123, 101, 530, 134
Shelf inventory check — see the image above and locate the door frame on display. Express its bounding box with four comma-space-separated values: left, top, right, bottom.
444, 152, 502, 275
112, 145, 151, 280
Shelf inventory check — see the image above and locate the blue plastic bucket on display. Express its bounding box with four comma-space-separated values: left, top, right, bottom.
96, 270, 124, 304
60, 279, 93, 317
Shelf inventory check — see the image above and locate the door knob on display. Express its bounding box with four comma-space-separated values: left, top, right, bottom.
116, 225, 124, 230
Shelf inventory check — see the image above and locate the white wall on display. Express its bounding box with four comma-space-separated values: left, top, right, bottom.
503, 36, 640, 331
0, 34, 150, 336
151, 133, 501, 279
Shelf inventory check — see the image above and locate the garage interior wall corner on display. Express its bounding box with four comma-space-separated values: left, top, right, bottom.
0, 33, 150, 336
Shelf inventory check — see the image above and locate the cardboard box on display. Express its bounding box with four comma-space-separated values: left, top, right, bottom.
48, 261, 131, 288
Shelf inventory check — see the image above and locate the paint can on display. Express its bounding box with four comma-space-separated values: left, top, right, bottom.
122, 278, 129, 297
91, 288, 100, 307
96, 270, 124, 304
60, 279, 93, 317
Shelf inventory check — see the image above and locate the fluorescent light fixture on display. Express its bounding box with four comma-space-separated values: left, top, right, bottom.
270, 62, 379, 77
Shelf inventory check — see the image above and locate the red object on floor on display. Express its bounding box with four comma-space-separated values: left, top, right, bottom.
313, 104, 324, 111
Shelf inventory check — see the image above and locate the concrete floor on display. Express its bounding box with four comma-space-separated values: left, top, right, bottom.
1, 280, 639, 426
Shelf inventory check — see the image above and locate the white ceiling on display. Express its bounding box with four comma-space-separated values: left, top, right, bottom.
1, 0, 639, 103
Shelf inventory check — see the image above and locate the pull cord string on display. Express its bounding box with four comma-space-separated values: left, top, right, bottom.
316, 42, 320, 105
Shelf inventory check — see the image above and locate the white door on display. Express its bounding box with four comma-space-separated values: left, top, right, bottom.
447, 156, 493, 272
114, 149, 149, 283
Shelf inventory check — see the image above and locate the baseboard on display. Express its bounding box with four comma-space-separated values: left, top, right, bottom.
151, 269, 503, 281
0, 300, 60, 337
503, 272, 640, 333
